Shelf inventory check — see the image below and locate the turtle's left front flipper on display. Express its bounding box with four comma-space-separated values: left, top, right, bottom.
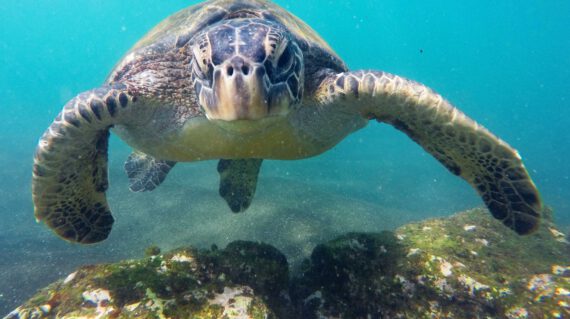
316, 70, 542, 234
32, 85, 135, 243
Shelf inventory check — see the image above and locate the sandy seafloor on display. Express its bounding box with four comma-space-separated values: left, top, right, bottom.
1, 0, 569, 315
0, 130, 483, 313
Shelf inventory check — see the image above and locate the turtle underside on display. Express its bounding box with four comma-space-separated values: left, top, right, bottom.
32, 0, 542, 244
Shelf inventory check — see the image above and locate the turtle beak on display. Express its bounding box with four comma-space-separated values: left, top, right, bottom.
198, 57, 291, 121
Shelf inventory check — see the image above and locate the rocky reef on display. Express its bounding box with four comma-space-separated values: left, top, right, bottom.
4, 241, 288, 319
5, 207, 570, 319
293, 207, 570, 318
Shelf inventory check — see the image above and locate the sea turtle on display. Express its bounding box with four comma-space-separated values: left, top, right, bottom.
32, 0, 542, 244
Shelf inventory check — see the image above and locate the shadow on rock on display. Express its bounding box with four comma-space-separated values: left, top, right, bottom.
291, 232, 407, 318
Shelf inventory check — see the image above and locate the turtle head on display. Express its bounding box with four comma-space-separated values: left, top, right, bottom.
190, 19, 304, 121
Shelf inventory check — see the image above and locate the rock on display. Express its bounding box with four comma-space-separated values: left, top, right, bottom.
292, 207, 570, 318
4, 242, 285, 319
5, 207, 570, 319
144, 245, 161, 257
291, 231, 406, 318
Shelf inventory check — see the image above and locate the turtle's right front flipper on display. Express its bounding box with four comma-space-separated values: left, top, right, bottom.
32, 85, 135, 244
315, 71, 542, 235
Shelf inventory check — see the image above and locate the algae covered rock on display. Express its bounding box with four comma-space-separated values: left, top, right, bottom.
5, 241, 286, 319
292, 207, 570, 318
6, 208, 570, 319
291, 231, 407, 318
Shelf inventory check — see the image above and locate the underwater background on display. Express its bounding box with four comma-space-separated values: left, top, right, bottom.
0, 0, 568, 314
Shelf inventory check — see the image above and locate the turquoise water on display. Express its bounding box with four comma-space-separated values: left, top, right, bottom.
1, 0, 569, 313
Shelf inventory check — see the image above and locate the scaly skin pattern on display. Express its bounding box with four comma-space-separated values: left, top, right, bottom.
107, 0, 346, 104
217, 159, 263, 212
32, 84, 136, 243
119, 0, 343, 67
32, 0, 542, 244
315, 70, 542, 234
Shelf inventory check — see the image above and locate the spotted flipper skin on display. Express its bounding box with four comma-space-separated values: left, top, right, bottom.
217, 159, 263, 213
32, 85, 135, 243
125, 152, 176, 192
316, 71, 542, 235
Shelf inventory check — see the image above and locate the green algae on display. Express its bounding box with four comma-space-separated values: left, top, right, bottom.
292, 207, 570, 318
145, 245, 162, 257
216, 240, 289, 296
7, 207, 569, 319
6, 243, 278, 318
102, 256, 171, 305
292, 231, 406, 317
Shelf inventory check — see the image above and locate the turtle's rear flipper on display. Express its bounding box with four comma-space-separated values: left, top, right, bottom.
316, 71, 542, 235
217, 159, 263, 213
125, 152, 176, 192
32, 85, 134, 243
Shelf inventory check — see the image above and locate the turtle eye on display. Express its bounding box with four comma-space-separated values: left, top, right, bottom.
197, 57, 212, 76
277, 45, 293, 69
192, 59, 205, 79
191, 40, 214, 77
191, 58, 214, 89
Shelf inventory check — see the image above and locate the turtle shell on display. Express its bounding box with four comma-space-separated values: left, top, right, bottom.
107, 0, 347, 82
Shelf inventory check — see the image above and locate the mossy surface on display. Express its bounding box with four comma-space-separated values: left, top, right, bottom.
291, 231, 407, 318
292, 207, 570, 318
6, 207, 570, 319
5, 244, 279, 319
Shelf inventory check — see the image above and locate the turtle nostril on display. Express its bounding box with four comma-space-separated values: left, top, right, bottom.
227, 66, 234, 76
242, 65, 250, 75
